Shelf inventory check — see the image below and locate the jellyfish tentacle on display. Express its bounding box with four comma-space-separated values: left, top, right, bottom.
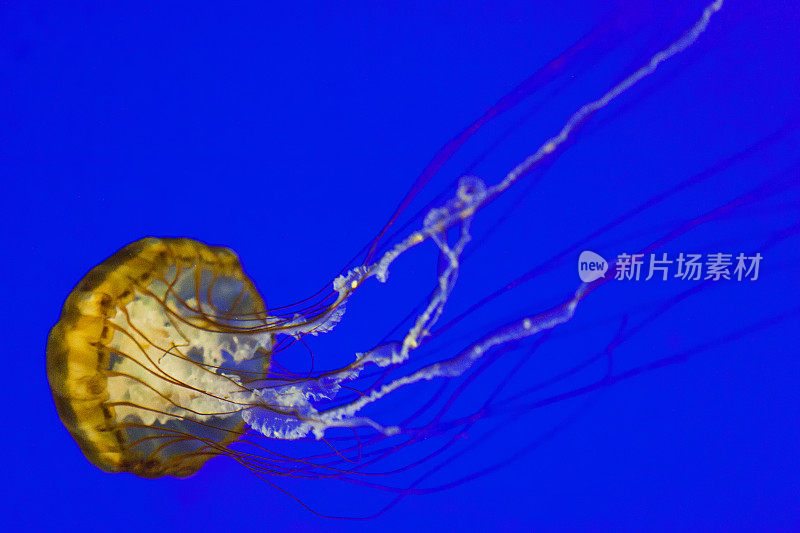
360, 176, 486, 370
243, 176, 485, 439
308, 285, 589, 432
496, 0, 725, 193
266, 0, 725, 354
239, 0, 727, 444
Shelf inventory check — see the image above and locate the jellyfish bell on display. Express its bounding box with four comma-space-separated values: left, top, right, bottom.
46, 237, 273, 477
45, 231, 399, 480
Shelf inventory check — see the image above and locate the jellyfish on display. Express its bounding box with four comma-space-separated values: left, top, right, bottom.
47, 0, 777, 516
46, 238, 273, 477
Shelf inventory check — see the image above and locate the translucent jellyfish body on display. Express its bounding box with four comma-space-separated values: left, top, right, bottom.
47, 0, 730, 495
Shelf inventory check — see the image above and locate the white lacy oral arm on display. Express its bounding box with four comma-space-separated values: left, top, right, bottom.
243, 0, 725, 440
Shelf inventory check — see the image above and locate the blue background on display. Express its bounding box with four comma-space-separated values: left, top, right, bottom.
1, 1, 798, 531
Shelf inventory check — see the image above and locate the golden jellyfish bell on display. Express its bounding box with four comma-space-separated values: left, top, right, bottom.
47, 238, 272, 478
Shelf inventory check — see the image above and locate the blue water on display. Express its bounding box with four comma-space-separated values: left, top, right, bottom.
2, 1, 798, 531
